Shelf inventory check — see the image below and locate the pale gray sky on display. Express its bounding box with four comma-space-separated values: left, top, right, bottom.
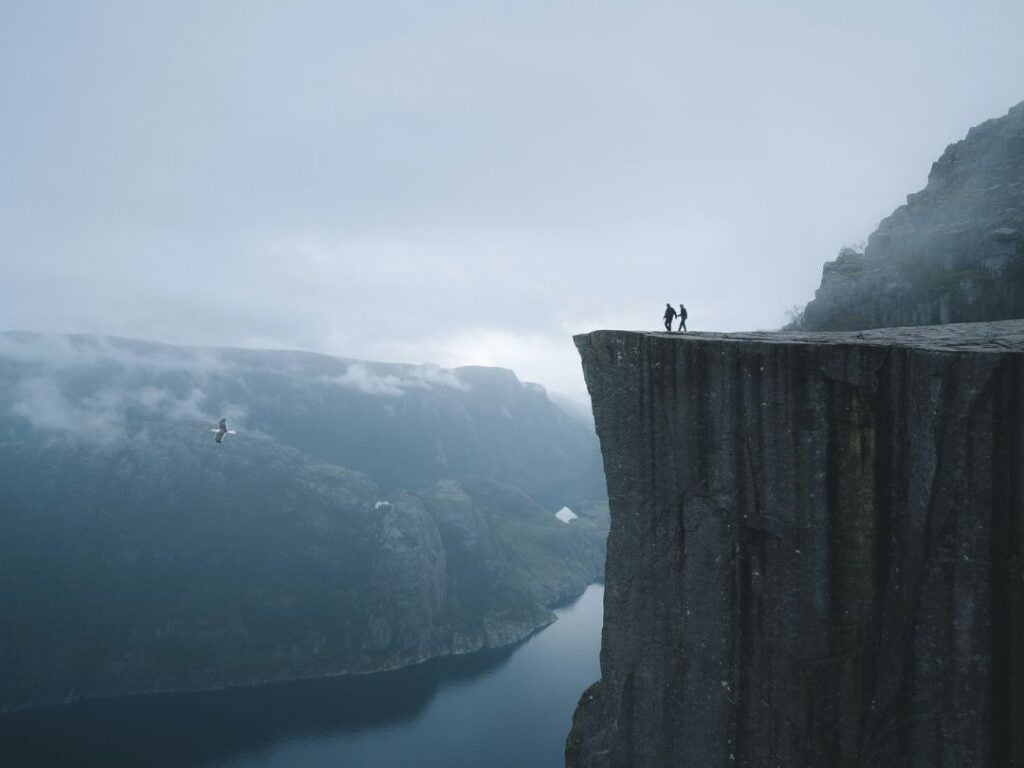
2, 1, 1023, 400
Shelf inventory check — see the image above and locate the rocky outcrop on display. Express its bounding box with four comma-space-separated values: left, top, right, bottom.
568, 324, 1024, 767
799, 102, 1024, 330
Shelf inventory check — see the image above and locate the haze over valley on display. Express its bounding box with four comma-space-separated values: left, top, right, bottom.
0, 332, 606, 712
3, 2, 1024, 766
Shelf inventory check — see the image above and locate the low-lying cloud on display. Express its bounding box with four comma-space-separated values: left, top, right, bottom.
0, 332, 226, 377
7, 379, 221, 445
328, 363, 469, 397
0, 334, 253, 445
10, 378, 127, 444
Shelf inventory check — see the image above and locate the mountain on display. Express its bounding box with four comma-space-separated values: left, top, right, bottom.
0, 332, 606, 511
0, 332, 607, 711
796, 101, 1024, 330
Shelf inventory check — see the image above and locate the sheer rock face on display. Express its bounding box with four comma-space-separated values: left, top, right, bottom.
800, 101, 1024, 331
568, 324, 1024, 768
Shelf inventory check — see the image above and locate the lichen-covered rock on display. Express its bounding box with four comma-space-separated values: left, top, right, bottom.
568, 323, 1024, 767
800, 102, 1024, 330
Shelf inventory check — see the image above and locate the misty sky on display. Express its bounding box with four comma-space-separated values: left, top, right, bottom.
2, 1, 1023, 400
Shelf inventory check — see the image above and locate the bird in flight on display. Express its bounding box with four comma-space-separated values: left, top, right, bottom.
211, 418, 237, 443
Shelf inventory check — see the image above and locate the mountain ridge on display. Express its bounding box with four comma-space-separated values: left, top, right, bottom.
0, 331, 607, 712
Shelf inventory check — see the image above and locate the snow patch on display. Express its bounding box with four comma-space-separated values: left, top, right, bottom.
555, 506, 578, 524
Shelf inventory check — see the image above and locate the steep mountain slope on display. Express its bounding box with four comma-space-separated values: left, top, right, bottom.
0, 333, 606, 711
798, 101, 1024, 330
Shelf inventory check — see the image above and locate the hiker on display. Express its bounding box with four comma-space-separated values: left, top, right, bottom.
678, 304, 688, 333
663, 303, 677, 332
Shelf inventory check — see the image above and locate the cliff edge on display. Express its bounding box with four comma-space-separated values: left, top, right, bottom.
568, 323, 1023, 767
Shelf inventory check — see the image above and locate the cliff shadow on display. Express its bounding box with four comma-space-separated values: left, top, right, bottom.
0, 643, 521, 768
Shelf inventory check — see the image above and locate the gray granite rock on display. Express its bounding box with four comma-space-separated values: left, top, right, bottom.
567, 323, 1024, 767
799, 102, 1024, 330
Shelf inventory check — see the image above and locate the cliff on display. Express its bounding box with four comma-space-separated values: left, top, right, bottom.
799, 101, 1024, 330
568, 323, 1024, 767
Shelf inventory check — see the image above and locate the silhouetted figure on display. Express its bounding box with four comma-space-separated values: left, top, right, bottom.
663, 303, 677, 332
678, 304, 688, 333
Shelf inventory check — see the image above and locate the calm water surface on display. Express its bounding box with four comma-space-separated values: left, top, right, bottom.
1, 585, 604, 768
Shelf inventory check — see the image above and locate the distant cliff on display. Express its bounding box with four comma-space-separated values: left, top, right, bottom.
798, 101, 1024, 330
0, 333, 606, 712
568, 325, 1023, 767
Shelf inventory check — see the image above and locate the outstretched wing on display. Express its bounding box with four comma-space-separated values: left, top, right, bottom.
215, 432, 224, 443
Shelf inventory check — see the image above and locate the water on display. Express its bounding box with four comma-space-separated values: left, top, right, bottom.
0, 585, 604, 768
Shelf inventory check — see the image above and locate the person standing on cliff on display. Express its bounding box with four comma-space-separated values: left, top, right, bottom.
678, 303, 688, 333
663, 303, 677, 332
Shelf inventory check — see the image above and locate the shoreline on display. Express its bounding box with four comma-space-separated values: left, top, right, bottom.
0, 582, 604, 716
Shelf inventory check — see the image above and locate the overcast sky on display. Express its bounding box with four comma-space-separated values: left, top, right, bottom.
2, 1, 1023, 401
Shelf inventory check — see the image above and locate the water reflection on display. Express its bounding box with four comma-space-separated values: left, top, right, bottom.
0, 585, 603, 768
1, 645, 518, 768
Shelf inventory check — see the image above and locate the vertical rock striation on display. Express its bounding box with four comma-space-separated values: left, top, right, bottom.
568, 322, 1024, 767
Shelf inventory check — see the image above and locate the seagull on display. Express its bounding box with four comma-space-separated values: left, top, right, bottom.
211, 418, 237, 443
